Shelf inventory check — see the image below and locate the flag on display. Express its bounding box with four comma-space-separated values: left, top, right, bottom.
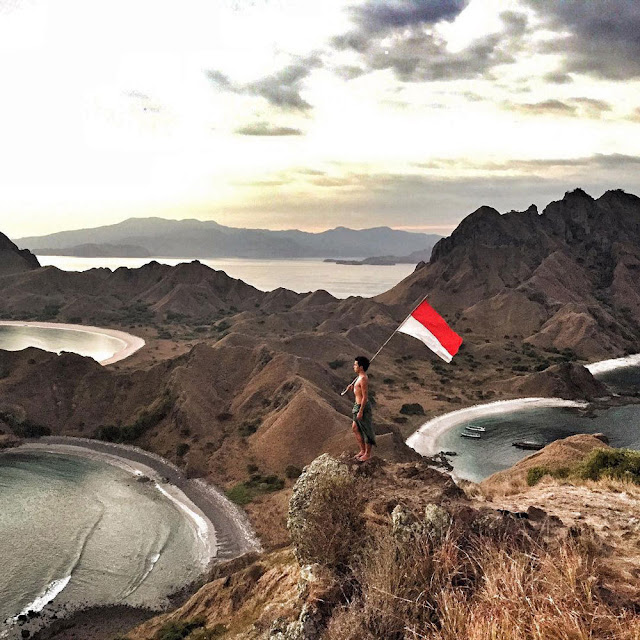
396, 299, 462, 363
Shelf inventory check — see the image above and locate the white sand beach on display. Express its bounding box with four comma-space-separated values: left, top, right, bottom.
0, 321, 145, 365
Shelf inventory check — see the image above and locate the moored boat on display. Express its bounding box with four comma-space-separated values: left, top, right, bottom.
512, 441, 545, 450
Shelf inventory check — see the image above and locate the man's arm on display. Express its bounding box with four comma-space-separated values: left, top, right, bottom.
357, 377, 368, 419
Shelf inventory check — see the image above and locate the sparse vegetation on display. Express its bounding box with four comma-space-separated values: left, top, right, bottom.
328, 359, 346, 369
226, 473, 285, 505
0, 411, 51, 438
400, 403, 425, 416
94, 397, 172, 443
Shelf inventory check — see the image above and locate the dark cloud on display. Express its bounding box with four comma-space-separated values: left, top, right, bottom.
543, 71, 573, 85
525, 0, 640, 80
332, 4, 528, 82
206, 70, 233, 90
349, 0, 468, 35
206, 55, 321, 112
235, 122, 303, 136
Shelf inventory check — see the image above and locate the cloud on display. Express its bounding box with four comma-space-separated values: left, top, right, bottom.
505, 97, 613, 119
525, 0, 640, 80
506, 99, 577, 117
331, 4, 528, 82
347, 0, 468, 35
206, 55, 322, 112
235, 122, 303, 136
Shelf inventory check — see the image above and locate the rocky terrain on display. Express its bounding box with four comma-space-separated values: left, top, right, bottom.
120, 441, 640, 639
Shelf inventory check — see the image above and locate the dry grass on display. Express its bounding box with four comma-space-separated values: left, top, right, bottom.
324, 523, 640, 640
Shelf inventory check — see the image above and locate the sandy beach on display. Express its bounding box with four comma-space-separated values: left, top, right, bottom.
2, 437, 261, 640
0, 321, 145, 365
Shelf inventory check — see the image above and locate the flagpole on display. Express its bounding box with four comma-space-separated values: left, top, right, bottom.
340, 294, 429, 396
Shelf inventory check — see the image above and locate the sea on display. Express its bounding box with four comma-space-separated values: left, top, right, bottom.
36, 256, 416, 299
0, 451, 209, 638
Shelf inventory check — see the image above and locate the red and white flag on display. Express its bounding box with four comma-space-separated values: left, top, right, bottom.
397, 299, 462, 363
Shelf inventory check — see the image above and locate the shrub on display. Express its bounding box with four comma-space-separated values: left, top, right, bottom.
154, 617, 206, 640
94, 397, 172, 443
400, 403, 425, 416
527, 466, 549, 486
285, 465, 303, 479
176, 443, 190, 457
328, 359, 346, 370
577, 448, 640, 483
226, 473, 285, 505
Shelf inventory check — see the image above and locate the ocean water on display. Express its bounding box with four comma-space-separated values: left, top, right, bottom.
37, 256, 416, 299
0, 452, 208, 637
426, 366, 640, 482
0, 325, 125, 363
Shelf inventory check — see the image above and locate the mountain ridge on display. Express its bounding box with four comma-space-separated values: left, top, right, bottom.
16, 218, 440, 260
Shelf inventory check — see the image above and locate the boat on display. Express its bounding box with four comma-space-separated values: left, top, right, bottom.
512, 441, 545, 450
465, 425, 486, 432
461, 432, 481, 439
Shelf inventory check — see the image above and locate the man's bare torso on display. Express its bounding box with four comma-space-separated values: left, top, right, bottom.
354, 374, 367, 404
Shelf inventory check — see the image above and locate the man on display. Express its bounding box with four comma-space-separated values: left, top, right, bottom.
347, 355, 376, 461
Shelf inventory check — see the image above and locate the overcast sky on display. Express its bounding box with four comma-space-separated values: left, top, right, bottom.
1, 0, 639, 238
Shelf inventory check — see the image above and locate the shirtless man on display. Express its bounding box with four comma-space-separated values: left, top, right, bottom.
346, 355, 376, 461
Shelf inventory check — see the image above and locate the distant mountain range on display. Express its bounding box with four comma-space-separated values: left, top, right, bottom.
16, 218, 440, 260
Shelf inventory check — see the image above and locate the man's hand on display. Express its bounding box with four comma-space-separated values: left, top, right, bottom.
346, 383, 354, 392
357, 410, 363, 420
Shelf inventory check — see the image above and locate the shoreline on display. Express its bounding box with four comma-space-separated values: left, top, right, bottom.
1, 437, 261, 640
407, 353, 639, 459
0, 320, 145, 365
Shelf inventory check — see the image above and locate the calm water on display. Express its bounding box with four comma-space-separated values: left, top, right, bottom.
429, 366, 640, 482
37, 256, 415, 299
0, 325, 125, 363
0, 452, 207, 637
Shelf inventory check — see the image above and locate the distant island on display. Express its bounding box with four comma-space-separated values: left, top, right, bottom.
18, 218, 441, 260
324, 247, 434, 266
37, 243, 151, 258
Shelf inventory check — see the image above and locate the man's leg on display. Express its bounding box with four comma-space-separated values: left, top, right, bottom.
352, 420, 366, 458
360, 442, 372, 462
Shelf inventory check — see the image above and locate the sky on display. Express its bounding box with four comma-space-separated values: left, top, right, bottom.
0, 0, 639, 239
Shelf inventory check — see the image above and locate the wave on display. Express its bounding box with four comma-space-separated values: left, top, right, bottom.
14, 576, 71, 619
154, 483, 212, 567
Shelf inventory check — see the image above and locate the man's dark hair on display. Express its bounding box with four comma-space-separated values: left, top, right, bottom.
355, 355, 370, 371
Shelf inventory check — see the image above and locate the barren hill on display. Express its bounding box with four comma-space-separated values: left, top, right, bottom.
378, 189, 640, 360
0, 231, 40, 274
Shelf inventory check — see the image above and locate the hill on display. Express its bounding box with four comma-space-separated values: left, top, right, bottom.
0, 231, 40, 274
16, 218, 439, 260
378, 189, 640, 360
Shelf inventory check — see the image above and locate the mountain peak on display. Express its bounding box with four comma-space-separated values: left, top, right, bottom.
0, 232, 40, 274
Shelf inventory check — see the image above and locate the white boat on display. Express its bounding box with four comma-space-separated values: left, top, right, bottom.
465, 425, 486, 432
460, 432, 481, 439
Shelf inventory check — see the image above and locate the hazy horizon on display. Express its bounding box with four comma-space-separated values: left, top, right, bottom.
1, 0, 639, 239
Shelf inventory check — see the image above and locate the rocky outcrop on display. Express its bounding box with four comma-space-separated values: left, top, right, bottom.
0, 232, 40, 274
378, 189, 640, 360
497, 362, 610, 400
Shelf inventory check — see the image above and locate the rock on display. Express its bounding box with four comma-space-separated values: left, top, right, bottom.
593, 433, 609, 444
287, 454, 364, 567
391, 503, 452, 541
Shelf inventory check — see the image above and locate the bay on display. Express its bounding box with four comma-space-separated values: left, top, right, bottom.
36, 256, 416, 299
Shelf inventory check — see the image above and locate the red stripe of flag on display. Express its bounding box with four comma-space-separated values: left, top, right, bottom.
411, 300, 463, 358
